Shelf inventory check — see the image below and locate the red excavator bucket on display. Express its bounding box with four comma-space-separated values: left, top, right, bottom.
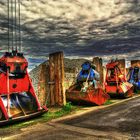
66, 61, 109, 105
105, 61, 134, 98
0, 51, 48, 126
66, 83, 109, 105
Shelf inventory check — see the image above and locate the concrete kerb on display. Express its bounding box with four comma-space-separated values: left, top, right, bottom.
51, 94, 140, 123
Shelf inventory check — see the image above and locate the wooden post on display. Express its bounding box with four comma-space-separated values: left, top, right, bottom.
49, 51, 66, 106
38, 64, 47, 106
131, 60, 140, 67
103, 66, 106, 89
49, 56, 55, 106
93, 57, 103, 86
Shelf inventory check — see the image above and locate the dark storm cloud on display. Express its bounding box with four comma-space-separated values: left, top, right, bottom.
0, 0, 140, 61
21, 17, 140, 58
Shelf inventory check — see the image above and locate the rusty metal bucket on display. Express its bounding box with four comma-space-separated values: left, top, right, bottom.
66, 84, 109, 105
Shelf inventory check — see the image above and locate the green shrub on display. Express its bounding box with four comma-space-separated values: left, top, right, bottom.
104, 100, 113, 105
62, 102, 72, 112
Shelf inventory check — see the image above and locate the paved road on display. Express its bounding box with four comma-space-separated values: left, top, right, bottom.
3, 96, 140, 140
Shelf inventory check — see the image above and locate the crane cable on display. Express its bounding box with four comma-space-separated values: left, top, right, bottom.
15, 0, 17, 51
7, 0, 21, 52
18, 0, 21, 52
8, 0, 10, 52
11, 0, 14, 51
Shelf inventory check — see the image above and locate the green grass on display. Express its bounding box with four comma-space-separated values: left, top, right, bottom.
104, 100, 113, 105
134, 89, 140, 94
0, 102, 78, 131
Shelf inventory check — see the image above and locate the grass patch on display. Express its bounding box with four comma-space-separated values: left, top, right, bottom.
134, 89, 140, 94
104, 100, 113, 105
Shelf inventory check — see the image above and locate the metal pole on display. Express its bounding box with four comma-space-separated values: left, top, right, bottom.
7, 69, 11, 117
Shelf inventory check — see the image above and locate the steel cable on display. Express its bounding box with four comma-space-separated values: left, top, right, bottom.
7, 0, 21, 52
7, 0, 10, 52
15, 0, 17, 51
18, 0, 21, 52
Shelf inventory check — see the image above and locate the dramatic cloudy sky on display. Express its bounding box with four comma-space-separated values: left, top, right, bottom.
0, 0, 140, 69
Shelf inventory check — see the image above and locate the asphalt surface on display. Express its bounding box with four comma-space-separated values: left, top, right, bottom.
3, 96, 140, 140
63, 97, 140, 134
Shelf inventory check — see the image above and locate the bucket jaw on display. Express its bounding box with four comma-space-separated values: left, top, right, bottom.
66, 83, 109, 106
1, 92, 39, 118
0, 92, 47, 126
